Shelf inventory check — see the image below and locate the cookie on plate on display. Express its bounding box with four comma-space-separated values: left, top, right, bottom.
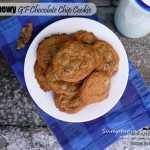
71, 30, 97, 44
37, 34, 71, 69
93, 40, 119, 76
91, 46, 104, 71
80, 72, 111, 105
54, 93, 85, 114
46, 66, 80, 95
34, 61, 51, 92
52, 41, 95, 82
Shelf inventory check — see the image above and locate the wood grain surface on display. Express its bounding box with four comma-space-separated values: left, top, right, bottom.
0, 0, 150, 149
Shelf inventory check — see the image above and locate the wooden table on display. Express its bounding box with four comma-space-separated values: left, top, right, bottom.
0, 0, 150, 149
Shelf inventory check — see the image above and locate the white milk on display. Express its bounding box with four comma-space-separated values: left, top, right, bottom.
114, 0, 150, 38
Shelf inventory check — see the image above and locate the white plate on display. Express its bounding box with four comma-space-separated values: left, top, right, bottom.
24, 17, 128, 122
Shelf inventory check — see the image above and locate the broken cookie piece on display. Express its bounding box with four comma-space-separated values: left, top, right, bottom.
16, 23, 33, 49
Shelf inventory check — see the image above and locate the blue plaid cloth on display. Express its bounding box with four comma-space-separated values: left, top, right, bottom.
0, 0, 150, 149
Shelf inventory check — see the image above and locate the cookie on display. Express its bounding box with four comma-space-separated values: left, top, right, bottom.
93, 40, 119, 76
36, 79, 51, 92
80, 72, 111, 105
52, 41, 95, 82
34, 61, 51, 92
46, 66, 80, 95
71, 30, 97, 44
91, 46, 104, 71
37, 34, 71, 69
54, 93, 85, 114
17, 23, 33, 49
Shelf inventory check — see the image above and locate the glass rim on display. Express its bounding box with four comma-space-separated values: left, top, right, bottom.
135, 0, 150, 12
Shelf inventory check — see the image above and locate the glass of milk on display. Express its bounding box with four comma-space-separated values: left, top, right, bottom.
114, 0, 150, 38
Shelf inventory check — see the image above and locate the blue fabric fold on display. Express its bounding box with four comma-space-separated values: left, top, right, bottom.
0, 1, 150, 149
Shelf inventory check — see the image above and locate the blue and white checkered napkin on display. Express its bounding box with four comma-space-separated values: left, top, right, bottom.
0, 0, 150, 149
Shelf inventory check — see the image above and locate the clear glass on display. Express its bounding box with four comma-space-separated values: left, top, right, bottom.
114, 0, 150, 38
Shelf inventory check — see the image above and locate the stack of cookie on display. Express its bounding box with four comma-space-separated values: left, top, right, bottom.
34, 30, 119, 114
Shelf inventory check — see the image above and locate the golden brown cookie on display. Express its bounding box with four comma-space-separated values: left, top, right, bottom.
80, 72, 111, 105
93, 40, 120, 77
71, 30, 97, 44
37, 34, 71, 69
46, 66, 80, 95
36, 79, 51, 92
91, 46, 104, 71
54, 93, 85, 114
52, 41, 95, 82
34, 61, 51, 92
17, 23, 33, 49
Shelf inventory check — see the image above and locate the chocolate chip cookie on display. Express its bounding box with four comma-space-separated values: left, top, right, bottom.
46, 66, 80, 95
37, 34, 71, 69
54, 93, 85, 114
52, 41, 95, 82
80, 72, 111, 105
93, 40, 119, 76
34, 61, 51, 92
